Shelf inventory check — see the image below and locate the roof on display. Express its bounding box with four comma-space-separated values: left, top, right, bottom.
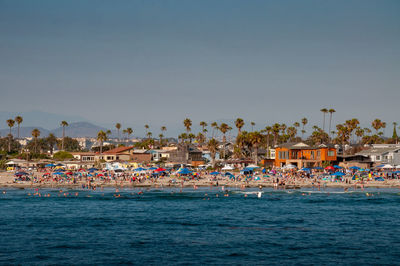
276, 142, 335, 150
103, 146, 134, 154
70, 152, 96, 156
356, 147, 400, 156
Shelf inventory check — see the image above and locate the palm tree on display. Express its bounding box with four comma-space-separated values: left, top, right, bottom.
293, 122, 300, 138
161, 126, 167, 135
183, 118, 192, 134
122, 129, 127, 140
158, 134, 164, 147
393, 122, 398, 144
31, 128, 41, 154
144, 124, 149, 137
115, 123, 121, 142
328, 109, 336, 136
60, 121, 69, 150
146, 131, 153, 139
196, 132, 206, 146
287, 126, 297, 142
199, 121, 207, 132
97, 130, 107, 154
372, 119, 383, 134
211, 122, 218, 138
46, 133, 57, 155
272, 123, 281, 146
188, 133, 195, 144
320, 108, 328, 131
219, 123, 230, 160
251, 122, 255, 131
265, 126, 272, 158
14, 116, 23, 139
355, 127, 365, 144
301, 118, 308, 139
207, 138, 219, 168
126, 128, 133, 140
6, 119, 15, 152
249, 131, 263, 165
235, 118, 245, 137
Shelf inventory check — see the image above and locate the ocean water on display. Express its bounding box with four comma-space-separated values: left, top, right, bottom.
1, 187, 400, 265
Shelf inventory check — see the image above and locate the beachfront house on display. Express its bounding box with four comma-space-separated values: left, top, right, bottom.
167, 144, 205, 166
274, 142, 337, 168
98, 146, 135, 162
70, 152, 97, 162
356, 144, 400, 166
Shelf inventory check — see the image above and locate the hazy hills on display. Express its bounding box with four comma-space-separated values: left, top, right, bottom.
0, 122, 108, 138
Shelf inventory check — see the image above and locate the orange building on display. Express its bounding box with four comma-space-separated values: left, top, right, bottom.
274, 142, 337, 168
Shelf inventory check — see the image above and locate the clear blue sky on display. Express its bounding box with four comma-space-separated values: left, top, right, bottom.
1, 0, 399, 135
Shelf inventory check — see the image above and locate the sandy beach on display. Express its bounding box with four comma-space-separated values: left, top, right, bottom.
2, 171, 400, 190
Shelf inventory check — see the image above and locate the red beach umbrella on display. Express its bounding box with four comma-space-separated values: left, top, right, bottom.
325, 166, 335, 170
155, 168, 166, 172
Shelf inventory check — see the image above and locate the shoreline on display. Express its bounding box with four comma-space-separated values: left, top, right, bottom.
2, 181, 400, 189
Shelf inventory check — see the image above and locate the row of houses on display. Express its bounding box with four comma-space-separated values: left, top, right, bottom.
71, 144, 205, 166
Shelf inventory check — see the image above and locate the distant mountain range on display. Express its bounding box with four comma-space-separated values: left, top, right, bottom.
0, 122, 109, 138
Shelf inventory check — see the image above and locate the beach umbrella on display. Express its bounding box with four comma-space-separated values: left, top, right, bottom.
134, 167, 146, 171
155, 168, 166, 172
331, 172, 345, 176
314, 167, 323, 170
65, 171, 73, 175
177, 168, 192, 175
262, 168, 267, 174
53, 172, 64, 175
375, 177, 385, 181
224, 172, 234, 177
375, 164, 385, 168
284, 164, 296, 169
325, 166, 335, 170
246, 164, 259, 169
221, 165, 234, 171
300, 167, 311, 171
349, 166, 361, 170
56, 163, 64, 167
396, 165, 400, 169
333, 165, 343, 169
381, 164, 393, 169
210, 171, 220, 175
45, 163, 56, 167
148, 167, 157, 170
88, 167, 98, 171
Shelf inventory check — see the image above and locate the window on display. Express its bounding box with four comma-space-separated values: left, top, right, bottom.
376, 156, 381, 160
328, 151, 334, 157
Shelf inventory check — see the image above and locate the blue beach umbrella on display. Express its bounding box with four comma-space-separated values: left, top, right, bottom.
45, 163, 56, 167
331, 172, 345, 176
134, 167, 146, 171
53, 172, 64, 175
178, 168, 192, 175
88, 168, 98, 171
313, 167, 323, 170
301, 167, 311, 171
148, 167, 157, 170
210, 171, 220, 175
349, 166, 361, 170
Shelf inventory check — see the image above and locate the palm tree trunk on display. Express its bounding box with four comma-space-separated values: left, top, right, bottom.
8, 127, 11, 152
17, 125, 20, 139
266, 135, 270, 159
328, 114, 333, 138
254, 145, 258, 165
62, 126, 65, 150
